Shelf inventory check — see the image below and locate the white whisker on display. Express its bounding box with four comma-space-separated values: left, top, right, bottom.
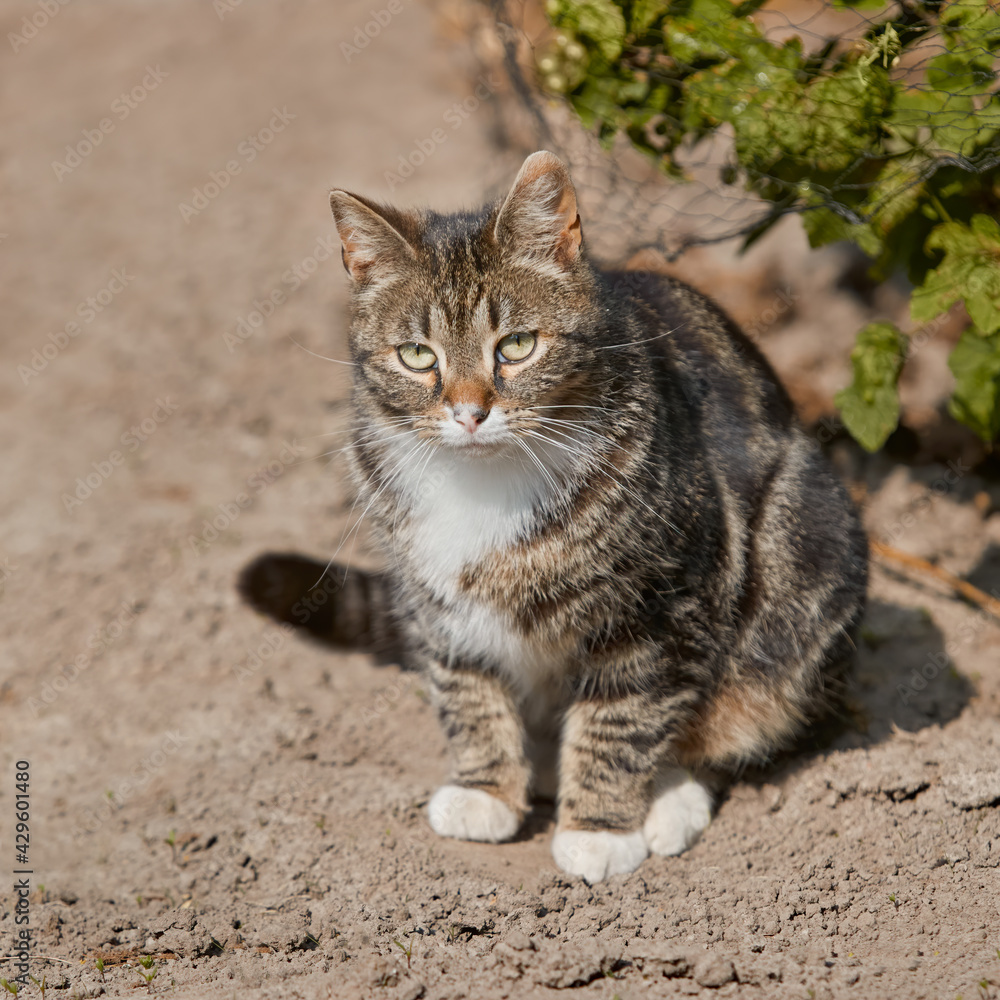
513, 437, 562, 496
595, 327, 678, 351
317, 426, 419, 464
306, 415, 420, 442
312, 435, 430, 587
287, 334, 358, 366
521, 426, 673, 530
529, 404, 617, 413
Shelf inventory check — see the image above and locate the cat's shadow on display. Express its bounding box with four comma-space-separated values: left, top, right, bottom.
851, 597, 977, 742
238, 553, 977, 800
737, 596, 976, 794
968, 541, 1000, 599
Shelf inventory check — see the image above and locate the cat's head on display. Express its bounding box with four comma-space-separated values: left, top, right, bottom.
329, 152, 615, 459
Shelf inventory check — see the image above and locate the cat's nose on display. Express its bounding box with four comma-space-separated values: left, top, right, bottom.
453, 404, 489, 434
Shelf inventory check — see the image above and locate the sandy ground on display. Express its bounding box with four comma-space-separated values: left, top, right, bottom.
1, 2, 999, 998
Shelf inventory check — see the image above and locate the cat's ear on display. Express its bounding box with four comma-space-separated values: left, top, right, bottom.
329, 191, 416, 284
494, 151, 582, 272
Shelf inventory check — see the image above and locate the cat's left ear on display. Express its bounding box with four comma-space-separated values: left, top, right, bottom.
494, 151, 583, 273
329, 190, 416, 285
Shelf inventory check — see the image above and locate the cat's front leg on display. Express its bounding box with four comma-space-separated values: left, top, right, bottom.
553, 691, 699, 883
426, 659, 530, 844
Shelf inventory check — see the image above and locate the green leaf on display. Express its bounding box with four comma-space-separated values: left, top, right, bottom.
835, 322, 908, 451
801, 67, 893, 171
665, 0, 767, 66
802, 205, 883, 256
629, 0, 669, 35
919, 53, 992, 154
867, 162, 923, 236
911, 216, 1000, 333
940, 0, 1000, 42
948, 326, 1000, 441
549, 0, 627, 61
570, 70, 651, 131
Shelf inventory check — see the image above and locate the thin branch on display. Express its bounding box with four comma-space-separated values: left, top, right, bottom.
871, 540, 1000, 624
0, 956, 74, 965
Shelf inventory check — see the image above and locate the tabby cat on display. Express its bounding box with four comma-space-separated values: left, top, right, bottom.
240, 151, 868, 883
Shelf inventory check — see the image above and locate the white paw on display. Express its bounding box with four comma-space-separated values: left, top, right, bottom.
551, 829, 648, 884
643, 769, 713, 856
427, 784, 519, 843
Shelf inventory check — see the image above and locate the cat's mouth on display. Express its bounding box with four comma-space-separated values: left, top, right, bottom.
435, 413, 514, 454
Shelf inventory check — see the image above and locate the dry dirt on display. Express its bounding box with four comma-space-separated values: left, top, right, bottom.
2, 2, 999, 998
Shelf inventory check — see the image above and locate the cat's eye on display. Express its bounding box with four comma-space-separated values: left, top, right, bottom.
397, 342, 438, 371
497, 332, 536, 363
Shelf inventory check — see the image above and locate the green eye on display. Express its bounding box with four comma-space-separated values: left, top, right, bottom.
497, 332, 536, 363
398, 342, 438, 371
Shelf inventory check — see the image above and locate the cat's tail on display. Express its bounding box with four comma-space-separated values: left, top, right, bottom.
238, 553, 402, 662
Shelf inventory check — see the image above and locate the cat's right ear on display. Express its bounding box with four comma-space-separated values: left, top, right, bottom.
329, 191, 416, 285
494, 151, 583, 275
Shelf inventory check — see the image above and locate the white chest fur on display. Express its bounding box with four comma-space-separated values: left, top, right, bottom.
386, 440, 579, 699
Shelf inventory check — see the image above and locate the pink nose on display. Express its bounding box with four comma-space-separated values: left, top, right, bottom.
453, 404, 488, 434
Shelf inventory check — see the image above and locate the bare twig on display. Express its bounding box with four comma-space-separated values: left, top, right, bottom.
0, 957, 73, 966
871, 540, 1000, 623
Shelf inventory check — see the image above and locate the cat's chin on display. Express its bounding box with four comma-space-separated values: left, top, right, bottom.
440, 437, 512, 459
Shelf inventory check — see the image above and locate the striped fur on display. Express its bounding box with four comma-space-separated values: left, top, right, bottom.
241, 152, 867, 882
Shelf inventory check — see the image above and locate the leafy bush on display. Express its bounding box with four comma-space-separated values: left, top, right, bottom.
538, 0, 1000, 449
